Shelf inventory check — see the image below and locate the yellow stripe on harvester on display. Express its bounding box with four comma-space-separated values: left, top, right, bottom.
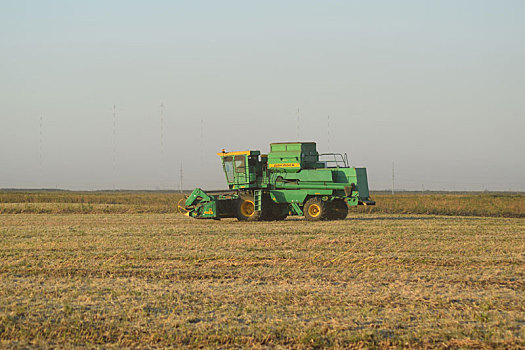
216, 150, 251, 156
268, 163, 300, 168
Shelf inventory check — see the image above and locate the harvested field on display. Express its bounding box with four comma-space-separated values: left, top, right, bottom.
1, 195, 524, 348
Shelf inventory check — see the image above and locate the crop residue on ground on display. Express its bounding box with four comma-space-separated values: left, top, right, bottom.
1, 202, 524, 348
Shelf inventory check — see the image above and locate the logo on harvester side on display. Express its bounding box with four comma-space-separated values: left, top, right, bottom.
269, 163, 300, 168
204, 209, 214, 215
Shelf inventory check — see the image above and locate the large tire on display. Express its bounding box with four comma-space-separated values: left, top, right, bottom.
235, 192, 289, 221
304, 197, 326, 221
326, 199, 348, 220
234, 193, 261, 221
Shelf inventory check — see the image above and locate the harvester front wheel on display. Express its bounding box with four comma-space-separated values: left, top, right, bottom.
304, 198, 326, 221
234, 194, 261, 221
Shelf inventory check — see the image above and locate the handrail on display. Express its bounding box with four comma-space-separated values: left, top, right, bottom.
318, 153, 348, 167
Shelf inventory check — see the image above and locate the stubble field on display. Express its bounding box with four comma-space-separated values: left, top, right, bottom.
0, 193, 524, 348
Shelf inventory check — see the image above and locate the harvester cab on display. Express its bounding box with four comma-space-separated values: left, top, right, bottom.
179, 142, 375, 221
216, 150, 262, 190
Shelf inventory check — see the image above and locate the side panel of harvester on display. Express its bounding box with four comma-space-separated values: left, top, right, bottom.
269, 166, 371, 206
266, 142, 374, 206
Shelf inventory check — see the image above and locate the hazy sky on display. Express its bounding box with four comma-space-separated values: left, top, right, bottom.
1, 1, 524, 191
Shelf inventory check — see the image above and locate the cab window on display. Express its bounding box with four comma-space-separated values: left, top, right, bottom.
234, 155, 246, 173
223, 156, 234, 182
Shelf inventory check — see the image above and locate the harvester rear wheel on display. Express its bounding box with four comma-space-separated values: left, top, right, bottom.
234, 193, 261, 221
304, 198, 326, 221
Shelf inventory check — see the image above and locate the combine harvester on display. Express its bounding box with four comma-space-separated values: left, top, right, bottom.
179, 142, 374, 221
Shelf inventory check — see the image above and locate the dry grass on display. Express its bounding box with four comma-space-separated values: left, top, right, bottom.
1, 191, 523, 218
0, 192, 183, 214
1, 210, 524, 348
359, 193, 525, 218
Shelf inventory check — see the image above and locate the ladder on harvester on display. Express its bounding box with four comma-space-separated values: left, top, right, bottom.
254, 190, 263, 212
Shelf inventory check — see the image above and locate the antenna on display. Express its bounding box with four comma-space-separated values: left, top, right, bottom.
296, 108, 300, 140
391, 161, 395, 195
327, 115, 331, 152
112, 105, 117, 190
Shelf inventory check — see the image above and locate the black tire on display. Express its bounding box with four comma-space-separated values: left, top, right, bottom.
326, 199, 348, 220
234, 192, 261, 221
273, 208, 289, 221
304, 198, 326, 221
262, 202, 289, 221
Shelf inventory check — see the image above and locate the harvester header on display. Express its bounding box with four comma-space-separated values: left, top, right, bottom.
179, 142, 374, 221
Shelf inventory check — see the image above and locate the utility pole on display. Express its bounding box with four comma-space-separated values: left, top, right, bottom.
112, 105, 117, 190
39, 114, 43, 174
160, 103, 164, 158
160, 103, 165, 190
391, 161, 395, 195
296, 108, 300, 140
200, 119, 204, 162
327, 115, 331, 152
179, 161, 183, 193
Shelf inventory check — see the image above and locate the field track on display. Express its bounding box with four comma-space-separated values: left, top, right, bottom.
1, 208, 524, 348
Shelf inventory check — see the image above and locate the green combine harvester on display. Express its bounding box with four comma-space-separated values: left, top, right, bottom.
179, 142, 374, 221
